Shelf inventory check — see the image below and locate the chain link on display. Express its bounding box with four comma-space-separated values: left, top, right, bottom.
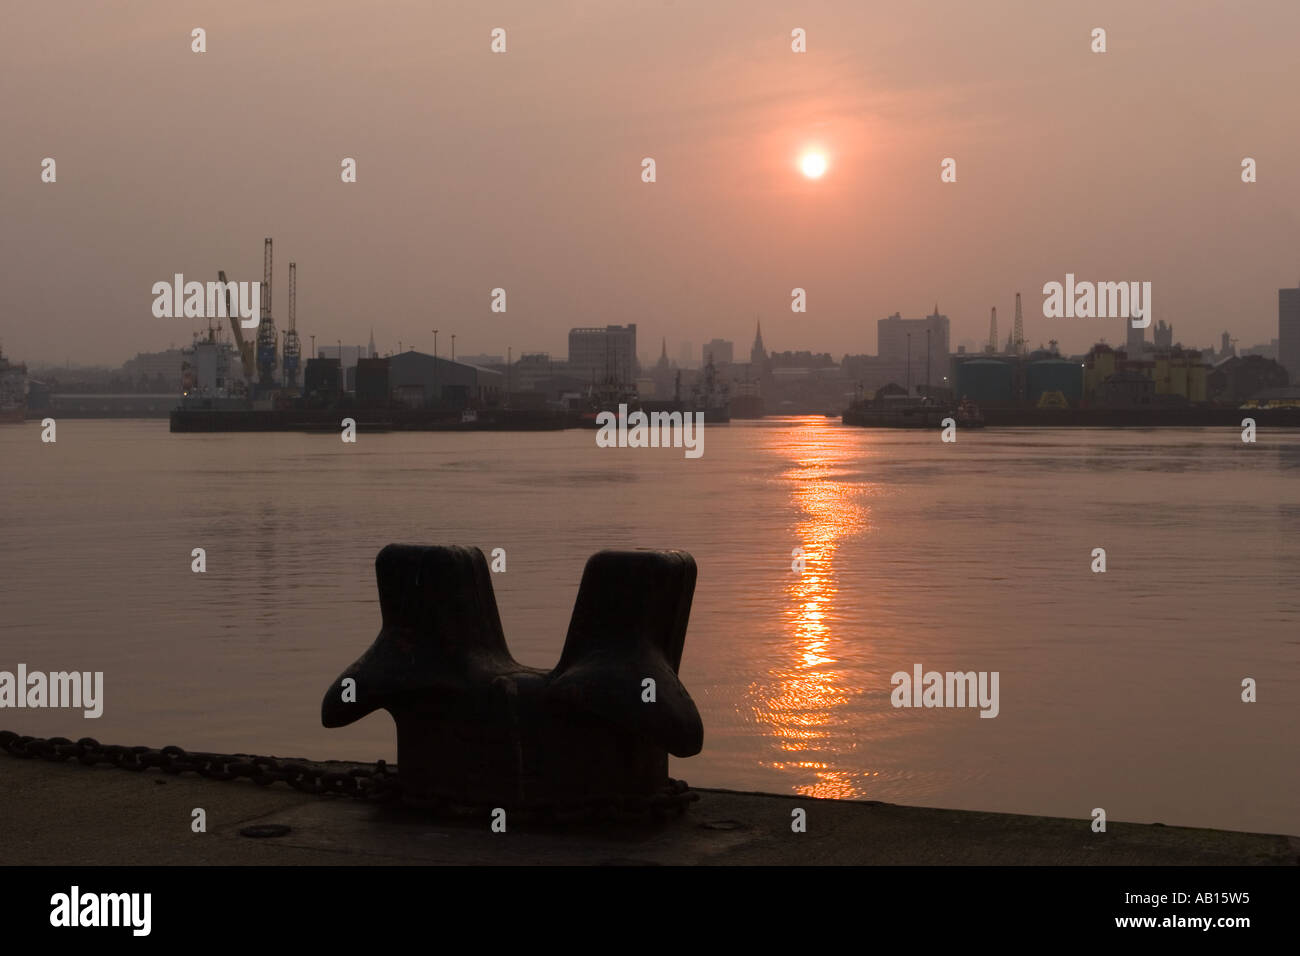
0, 731, 401, 801
0, 731, 696, 821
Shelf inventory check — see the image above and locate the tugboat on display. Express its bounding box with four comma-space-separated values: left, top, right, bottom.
0, 344, 28, 423
955, 397, 985, 428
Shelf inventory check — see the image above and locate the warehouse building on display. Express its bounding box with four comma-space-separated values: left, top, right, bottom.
387, 351, 505, 407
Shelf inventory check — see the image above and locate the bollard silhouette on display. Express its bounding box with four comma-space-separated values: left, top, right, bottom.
322, 545, 702, 809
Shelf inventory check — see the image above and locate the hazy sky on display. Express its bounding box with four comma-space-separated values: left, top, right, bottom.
4, 0, 1299, 367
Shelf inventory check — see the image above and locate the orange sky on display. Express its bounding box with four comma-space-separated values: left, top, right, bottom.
4, 0, 1299, 365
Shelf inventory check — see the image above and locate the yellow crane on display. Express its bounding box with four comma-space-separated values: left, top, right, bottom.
219, 269, 256, 381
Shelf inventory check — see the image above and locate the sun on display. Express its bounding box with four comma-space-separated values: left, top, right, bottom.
800, 152, 828, 179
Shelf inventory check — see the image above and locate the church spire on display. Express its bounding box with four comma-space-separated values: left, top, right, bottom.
750, 319, 767, 368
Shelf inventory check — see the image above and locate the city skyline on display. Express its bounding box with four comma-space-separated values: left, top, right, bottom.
19, 289, 1290, 376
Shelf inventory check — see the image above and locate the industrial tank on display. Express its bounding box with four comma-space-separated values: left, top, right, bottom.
1026, 359, 1083, 404
954, 359, 1014, 404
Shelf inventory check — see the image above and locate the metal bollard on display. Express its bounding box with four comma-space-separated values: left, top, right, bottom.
322, 545, 702, 809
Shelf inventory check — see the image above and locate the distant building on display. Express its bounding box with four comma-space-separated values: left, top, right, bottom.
877, 309, 950, 389
1220, 331, 1234, 359
845, 353, 928, 396
122, 348, 188, 390
1121, 315, 1145, 357
703, 338, 733, 365
1083, 344, 1207, 405
1083, 345, 1120, 403
568, 324, 637, 383
1240, 339, 1279, 361
388, 350, 504, 406
511, 353, 558, 392
317, 344, 371, 372
303, 357, 342, 403
1152, 348, 1207, 401
1096, 368, 1155, 407
1153, 320, 1173, 349
1279, 285, 1300, 383
355, 357, 390, 407
1208, 354, 1289, 403
769, 350, 834, 369
459, 353, 504, 368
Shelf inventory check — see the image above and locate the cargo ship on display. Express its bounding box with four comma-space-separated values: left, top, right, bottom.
0, 345, 28, 424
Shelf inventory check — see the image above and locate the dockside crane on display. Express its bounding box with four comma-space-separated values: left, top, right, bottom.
284, 261, 301, 388
256, 237, 278, 386
219, 269, 256, 381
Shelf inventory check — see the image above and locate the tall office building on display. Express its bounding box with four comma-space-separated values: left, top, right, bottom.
877, 308, 950, 388
703, 338, 734, 365
568, 324, 638, 383
1280, 285, 1300, 383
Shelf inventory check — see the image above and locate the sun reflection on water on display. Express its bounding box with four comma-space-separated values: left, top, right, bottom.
748, 418, 872, 800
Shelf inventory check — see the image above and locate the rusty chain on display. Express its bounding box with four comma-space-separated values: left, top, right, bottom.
0, 731, 697, 822
0, 731, 399, 801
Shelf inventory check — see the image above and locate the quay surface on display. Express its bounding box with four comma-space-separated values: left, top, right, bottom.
4, 757, 1295, 866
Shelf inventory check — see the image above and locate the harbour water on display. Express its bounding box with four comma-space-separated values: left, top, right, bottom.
1, 419, 1297, 835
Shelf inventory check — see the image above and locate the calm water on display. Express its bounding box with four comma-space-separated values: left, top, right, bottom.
2, 419, 1297, 835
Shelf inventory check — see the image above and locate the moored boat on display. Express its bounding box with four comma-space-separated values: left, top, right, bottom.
956, 397, 985, 428
0, 345, 28, 423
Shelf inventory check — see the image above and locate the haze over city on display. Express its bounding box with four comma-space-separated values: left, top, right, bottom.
4, 1, 1299, 366
4, 1, 1300, 907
